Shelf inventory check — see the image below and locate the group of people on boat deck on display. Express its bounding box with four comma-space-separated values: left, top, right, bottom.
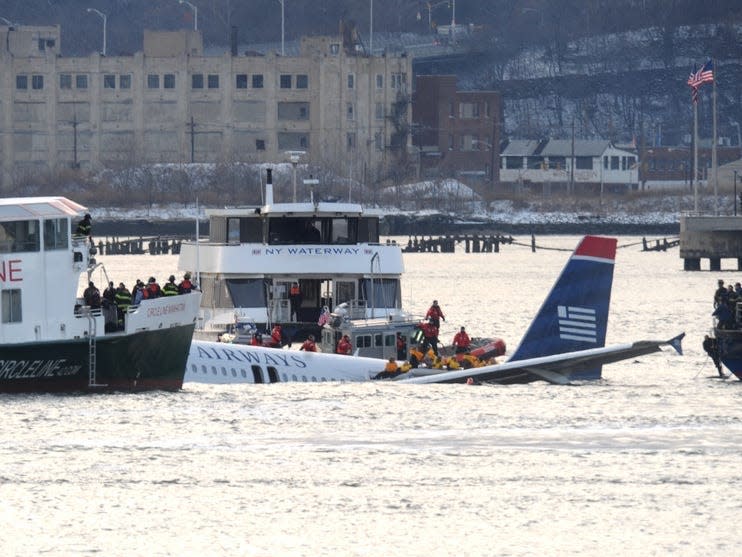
79, 273, 197, 330
712, 278, 742, 329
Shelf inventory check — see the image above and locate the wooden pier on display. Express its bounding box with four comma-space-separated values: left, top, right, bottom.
96, 237, 184, 256
402, 234, 514, 253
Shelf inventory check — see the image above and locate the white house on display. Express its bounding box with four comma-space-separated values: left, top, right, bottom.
500, 139, 639, 193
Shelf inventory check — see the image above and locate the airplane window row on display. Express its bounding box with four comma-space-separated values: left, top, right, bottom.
190, 363, 330, 383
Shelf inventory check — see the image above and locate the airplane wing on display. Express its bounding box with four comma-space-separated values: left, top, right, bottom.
396, 333, 685, 385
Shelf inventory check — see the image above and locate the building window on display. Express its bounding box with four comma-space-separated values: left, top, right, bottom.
147, 74, 160, 89
506, 157, 523, 169
256, 139, 266, 151
104, 74, 116, 89
119, 74, 131, 89
374, 132, 383, 150
296, 74, 308, 89
299, 136, 308, 148
611, 156, 619, 170
1, 289, 22, 323
375, 102, 384, 120
459, 102, 480, 118
527, 156, 542, 169
164, 74, 175, 89
76, 74, 88, 89
448, 134, 454, 150
208, 74, 219, 89
280, 74, 292, 89
236, 74, 248, 89
376, 74, 383, 89
252, 74, 263, 88
391, 73, 406, 90
59, 74, 71, 89
549, 156, 566, 170
347, 132, 356, 150
16, 75, 28, 90
576, 156, 593, 170
299, 106, 308, 119
31, 75, 44, 90
330, 43, 339, 55
347, 103, 354, 121
192, 74, 204, 89
347, 74, 355, 89
449, 101, 455, 117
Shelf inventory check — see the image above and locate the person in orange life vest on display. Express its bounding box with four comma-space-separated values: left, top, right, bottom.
425, 299, 445, 328
269, 324, 282, 347
336, 334, 352, 355
178, 272, 195, 294
142, 277, 162, 299
300, 334, 317, 352
452, 326, 471, 354
396, 332, 407, 360
250, 332, 263, 346
289, 282, 302, 321
408, 344, 424, 368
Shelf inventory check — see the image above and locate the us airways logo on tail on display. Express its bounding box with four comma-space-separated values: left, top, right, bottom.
558, 305, 597, 343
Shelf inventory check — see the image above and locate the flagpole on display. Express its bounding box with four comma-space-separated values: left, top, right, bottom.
712, 58, 718, 215
694, 99, 699, 213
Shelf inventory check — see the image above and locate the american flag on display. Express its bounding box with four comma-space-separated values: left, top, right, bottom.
687, 59, 714, 89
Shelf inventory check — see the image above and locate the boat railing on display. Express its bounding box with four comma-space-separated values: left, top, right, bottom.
348, 299, 367, 319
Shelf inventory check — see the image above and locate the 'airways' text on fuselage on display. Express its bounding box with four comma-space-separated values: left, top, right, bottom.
265, 247, 360, 256
193, 345, 308, 369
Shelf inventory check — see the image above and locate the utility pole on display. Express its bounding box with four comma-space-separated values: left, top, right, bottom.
188, 116, 195, 163
570, 116, 575, 195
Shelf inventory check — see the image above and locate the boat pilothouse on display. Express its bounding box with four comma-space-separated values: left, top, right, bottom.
0, 196, 201, 393
178, 168, 405, 343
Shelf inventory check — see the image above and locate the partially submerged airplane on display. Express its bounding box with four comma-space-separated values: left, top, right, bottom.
184, 235, 684, 385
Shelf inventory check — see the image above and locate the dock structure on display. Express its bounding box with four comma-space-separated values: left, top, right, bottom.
642, 237, 680, 252
402, 234, 514, 254
96, 237, 183, 256
680, 215, 742, 270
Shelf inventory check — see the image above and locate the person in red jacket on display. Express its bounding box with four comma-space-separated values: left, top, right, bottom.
396, 332, 407, 360
336, 334, 352, 355
300, 334, 317, 352
420, 319, 440, 357
425, 300, 445, 328
452, 326, 471, 354
269, 324, 282, 347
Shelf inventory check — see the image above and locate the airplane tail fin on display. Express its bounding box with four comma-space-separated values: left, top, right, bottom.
508, 235, 617, 379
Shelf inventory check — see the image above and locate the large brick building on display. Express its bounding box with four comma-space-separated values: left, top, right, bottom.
0, 23, 413, 189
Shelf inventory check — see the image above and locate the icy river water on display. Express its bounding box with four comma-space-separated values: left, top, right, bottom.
1, 235, 741, 556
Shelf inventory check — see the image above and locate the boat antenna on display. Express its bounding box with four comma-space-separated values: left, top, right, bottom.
370, 252, 379, 319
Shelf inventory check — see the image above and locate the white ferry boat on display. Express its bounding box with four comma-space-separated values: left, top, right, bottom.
178, 168, 407, 348
0, 196, 201, 392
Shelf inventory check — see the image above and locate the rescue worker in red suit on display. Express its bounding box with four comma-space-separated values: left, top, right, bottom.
452, 326, 471, 354
420, 319, 440, 357
425, 300, 445, 328
336, 334, 352, 355
300, 334, 317, 352
269, 324, 282, 347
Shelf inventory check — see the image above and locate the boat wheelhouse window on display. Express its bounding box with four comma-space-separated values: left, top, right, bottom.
0, 220, 39, 253
358, 217, 379, 243
356, 335, 371, 348
360, 278, 401, 309
330, 218, 357, 244
1, 289, 22, 323
43, 218, 68, 251
225, 278, 267, 308
228, 218, 240, 244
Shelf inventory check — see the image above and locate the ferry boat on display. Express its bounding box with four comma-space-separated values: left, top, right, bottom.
178, 168, 406, 346
0, 196, 201, 393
